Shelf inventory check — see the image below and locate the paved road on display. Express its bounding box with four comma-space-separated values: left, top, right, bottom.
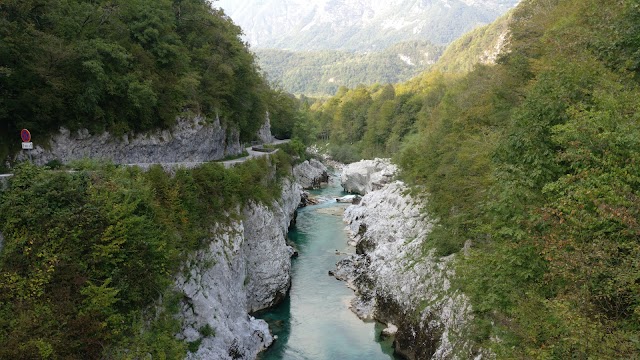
221, 139, 290, 168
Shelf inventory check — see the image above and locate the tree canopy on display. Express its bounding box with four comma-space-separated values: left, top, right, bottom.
304, 0, 640, 356
0, 0, 280, 163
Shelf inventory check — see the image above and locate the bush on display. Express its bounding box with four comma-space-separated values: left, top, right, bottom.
0, 154, 293, 358
328, 143, 362, 164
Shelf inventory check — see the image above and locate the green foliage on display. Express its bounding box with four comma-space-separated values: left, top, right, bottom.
0, 163, 172, 358
306, 0, 640, 357
256, 41, 444, 96
0, 155, 292, 358
0, 0, 274, 154
268, 139, 307, 162
402, 0, 640, 356
199, 323, 215, 338
267, 89, 304, 139
328, 143, 363, 164
187, 338, 203, 353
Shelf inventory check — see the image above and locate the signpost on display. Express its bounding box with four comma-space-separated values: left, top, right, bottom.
21, 129, 33, 162
21, 129, 31, 143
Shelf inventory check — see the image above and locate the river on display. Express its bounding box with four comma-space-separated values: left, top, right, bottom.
257, 174, 398, 360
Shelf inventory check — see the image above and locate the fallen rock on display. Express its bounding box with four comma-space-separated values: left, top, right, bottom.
336, 194, 361, 204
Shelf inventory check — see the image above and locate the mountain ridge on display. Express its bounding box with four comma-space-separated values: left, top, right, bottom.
256, 41, 444, 95
216, 0, 521, 51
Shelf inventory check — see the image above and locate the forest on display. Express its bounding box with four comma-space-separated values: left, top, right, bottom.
0, 0, 296, 167
302, 0, 640, 357
0, 0, 303, 357
256, 41, 444, 96
0, 153, 297, 359
1, 0, 639, 358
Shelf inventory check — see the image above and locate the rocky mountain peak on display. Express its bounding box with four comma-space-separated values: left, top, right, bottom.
216, 0, 520, 51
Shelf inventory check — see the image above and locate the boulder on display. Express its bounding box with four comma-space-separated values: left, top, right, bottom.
340, 158, 397, 195
293, 159, 329, 189
336, 194, 361, 204
381, 323, 398, 339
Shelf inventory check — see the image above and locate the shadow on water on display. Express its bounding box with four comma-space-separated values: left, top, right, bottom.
256, 174, 399, 360
256, 295, 292, 359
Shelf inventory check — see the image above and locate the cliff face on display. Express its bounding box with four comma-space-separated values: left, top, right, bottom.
337, 174, 481, 359
17, 116, 243, 166
176, 179, 301, 359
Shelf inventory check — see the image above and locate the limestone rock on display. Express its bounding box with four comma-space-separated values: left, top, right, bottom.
299, 191, 321, 207
176, 179, 301, 360
293, 159, 329, 189
338, 180, 484, 359
381, 323, 398, 339
17, 116, 242, 166
340, 158, 397, 195
243, 179, 301, 312
257, 113, 274, 144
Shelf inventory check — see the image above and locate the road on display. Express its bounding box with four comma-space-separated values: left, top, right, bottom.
221, 138, 290, 168
0, 139, 291, 177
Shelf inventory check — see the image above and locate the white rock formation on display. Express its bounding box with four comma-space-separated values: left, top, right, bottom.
257, 113, 274, 144
17, 116, 243, 166
337, 181, 482, 359
242, 179, 301, 312
340, 158, 397, 195
293, 159, 329, 189
176, 179, 301, 360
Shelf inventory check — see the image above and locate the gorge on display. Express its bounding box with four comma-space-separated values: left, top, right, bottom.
2, 0, 639, 358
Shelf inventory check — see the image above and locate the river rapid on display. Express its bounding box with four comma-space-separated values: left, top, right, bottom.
257, 174, 398, 360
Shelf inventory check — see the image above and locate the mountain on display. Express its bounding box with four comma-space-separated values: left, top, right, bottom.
215, 0, 520, 51
256, 41, 444, 95
430, 9, 512, 73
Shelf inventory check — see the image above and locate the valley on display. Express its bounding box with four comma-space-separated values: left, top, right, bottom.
1, 0, 639, 359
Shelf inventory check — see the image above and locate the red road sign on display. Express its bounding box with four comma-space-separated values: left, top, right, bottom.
20, 129, 31, 143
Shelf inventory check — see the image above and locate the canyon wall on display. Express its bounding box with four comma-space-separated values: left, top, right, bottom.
336, 160, 485, 359
176, 179, 301, 360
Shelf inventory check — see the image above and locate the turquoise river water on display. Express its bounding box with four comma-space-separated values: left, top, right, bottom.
257, 176, 399, 360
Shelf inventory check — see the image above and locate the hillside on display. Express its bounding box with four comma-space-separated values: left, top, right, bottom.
301, 0, 640, 356
216, 0, 520, 51
430, 10, 513, 73
256, 41, 444, 96
0, 0, 290, 168
0, 153, 300, 359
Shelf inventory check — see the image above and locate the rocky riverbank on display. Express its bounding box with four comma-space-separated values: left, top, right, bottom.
175, 159, 329, 359
340, 158, 397, 195
293, 158, 329, 189
335, 160, 483, 359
